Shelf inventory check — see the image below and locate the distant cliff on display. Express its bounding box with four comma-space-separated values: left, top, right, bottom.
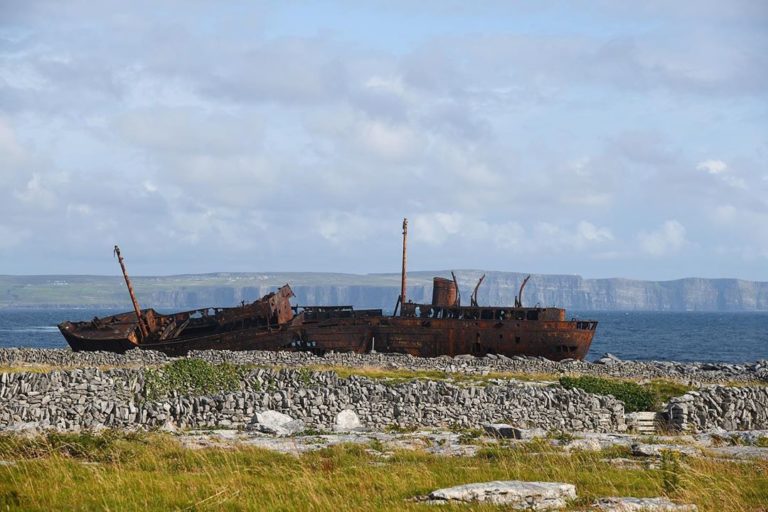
2, 271, 768, 311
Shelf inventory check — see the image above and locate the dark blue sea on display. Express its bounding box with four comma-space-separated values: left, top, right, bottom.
0, 309, 765, 363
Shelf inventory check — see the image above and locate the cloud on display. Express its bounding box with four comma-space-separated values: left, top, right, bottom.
696, 159, 747, 189
697, 159, 728, 174
0, 2, 766, 279
637, 220, 687, 256
356, 120, 420, 162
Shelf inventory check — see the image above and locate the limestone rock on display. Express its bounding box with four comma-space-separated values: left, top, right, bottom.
482, 424, 547, 440
482, 423, 516, 438
334, 409, 363, 432
426, 480, 576, 509
251, 410, 305, 436
631, 443, 697, 457
594, 496, 698, 511
595, 353, 622, 365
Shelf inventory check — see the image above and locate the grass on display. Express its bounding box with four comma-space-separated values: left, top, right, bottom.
143, 359, 246, 400
560, 376, 656, 412
294, 364, 562, 385
560, 376, 696, 412
0, 431, 765, 511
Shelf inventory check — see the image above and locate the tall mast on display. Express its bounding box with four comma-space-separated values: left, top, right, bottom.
114, 245, 148, 338
400, 218, 408, 307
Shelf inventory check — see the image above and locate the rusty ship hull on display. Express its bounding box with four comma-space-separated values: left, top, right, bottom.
59, 301, 596, 361
58, 220, 598, 360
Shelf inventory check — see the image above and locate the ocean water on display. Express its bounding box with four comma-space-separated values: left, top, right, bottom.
0, 309, 765, 363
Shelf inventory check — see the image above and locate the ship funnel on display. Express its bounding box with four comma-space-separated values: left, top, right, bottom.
432, 277, 458, 307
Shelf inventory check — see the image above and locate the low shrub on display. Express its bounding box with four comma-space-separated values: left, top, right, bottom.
143, 358, 245, 400
559, 376, 655, 412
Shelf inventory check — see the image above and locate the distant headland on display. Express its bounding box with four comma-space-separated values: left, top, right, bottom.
2, 271, 767, 311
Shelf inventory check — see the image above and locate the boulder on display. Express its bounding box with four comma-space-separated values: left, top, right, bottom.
334, 409, 363, 432
595, 353, 622, 365
482, 424, 547, 440
630, 443, 697, 457
426, 480, 576, 509
482, 423, 517, 439
249, 410, 304, 436
594, 497, 698, 511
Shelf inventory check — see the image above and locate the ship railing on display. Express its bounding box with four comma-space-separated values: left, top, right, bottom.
402, 303, 563, 322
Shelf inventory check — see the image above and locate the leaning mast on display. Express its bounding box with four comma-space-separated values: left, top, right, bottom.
114, 245, 148, 338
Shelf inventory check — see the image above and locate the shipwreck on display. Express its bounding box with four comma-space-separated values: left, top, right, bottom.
59, 219, 597, 360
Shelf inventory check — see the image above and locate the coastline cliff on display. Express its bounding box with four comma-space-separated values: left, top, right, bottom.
2, 271, 768, 311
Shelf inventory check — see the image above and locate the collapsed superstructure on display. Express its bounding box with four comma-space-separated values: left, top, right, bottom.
59, 219, 597, 360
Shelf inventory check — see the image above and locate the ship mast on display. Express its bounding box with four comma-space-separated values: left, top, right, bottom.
400, 218, 408, 309
114, 245, 148, 338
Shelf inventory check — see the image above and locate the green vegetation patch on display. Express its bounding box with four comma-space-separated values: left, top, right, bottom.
559, 376, 655, 412
143, 359, 245, 400
644, 380, 694, 406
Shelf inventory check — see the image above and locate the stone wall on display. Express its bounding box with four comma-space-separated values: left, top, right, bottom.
665, 386, 768, 432
1, 348, 766, 385
0, 366, 626, 433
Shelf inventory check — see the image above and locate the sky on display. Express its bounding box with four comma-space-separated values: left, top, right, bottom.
0, 1, 766, 280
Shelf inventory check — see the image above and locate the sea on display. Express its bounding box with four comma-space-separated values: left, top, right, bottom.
0, 309, 766, 363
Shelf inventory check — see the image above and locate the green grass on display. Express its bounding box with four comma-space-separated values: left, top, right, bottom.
0, 431, 765, 511
559, 376, 695, 412
143, 359, 246, 400
644, 380, 695, 406
560, 376, 656, 412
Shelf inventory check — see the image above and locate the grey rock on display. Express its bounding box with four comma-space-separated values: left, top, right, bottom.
482, 423, 517, 439
630, 443, 697, 457
594, 496, 698, 511
595, 353, 622, 365
426, 480, 576, 509
251, 410, 305, 436
334, 409, 363, 432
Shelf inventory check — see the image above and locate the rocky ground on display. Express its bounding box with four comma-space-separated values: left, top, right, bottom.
1, 348, 766, 511
174, 426, 768, 461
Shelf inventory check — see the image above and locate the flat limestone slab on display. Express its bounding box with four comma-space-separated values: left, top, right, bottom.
426, 480, 576, 509
594, 497, 698, 511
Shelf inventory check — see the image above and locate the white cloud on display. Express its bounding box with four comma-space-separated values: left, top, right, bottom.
14, 173, 57, 209
576, 221, 614, 244
0, 2, 766, 278
315, 212, 384, 244
695, 159, 747, 189
357, 120, 419, 161
412, 212, 466, 245
637, 220, 687, 256
697, 159, 728, 175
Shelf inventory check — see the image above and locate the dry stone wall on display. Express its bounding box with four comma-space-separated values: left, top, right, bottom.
0, 366, 626, 433
1, 348, 766, 385
665, 386, 768, 432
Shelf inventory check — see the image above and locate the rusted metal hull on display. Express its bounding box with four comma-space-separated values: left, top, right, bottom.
62, 221, 597, 360
59, 308, 595, 361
